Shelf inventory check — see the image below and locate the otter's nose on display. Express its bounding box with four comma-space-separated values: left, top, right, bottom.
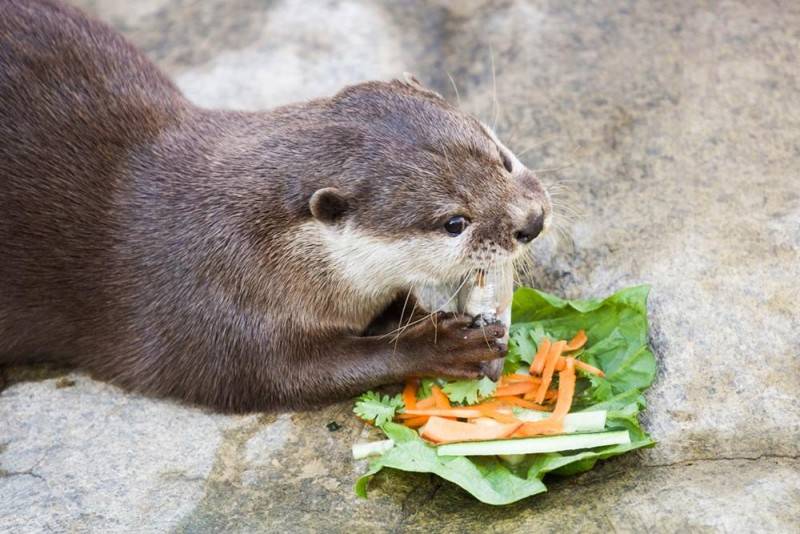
514, 212, 545, 244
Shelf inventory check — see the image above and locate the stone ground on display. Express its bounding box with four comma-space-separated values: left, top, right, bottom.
2, 0, 799, 532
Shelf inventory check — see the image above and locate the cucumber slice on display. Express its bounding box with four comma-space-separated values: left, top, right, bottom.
436, 431, 630, 457
352, 439, 394, 460
513, 409, 607, 433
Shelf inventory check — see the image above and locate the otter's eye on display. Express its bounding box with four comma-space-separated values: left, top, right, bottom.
444, 215, 470, 236
501, 152, 513, 173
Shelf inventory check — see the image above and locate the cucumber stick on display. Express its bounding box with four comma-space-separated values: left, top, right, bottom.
353, 412, 610, 459
514, 410, 607, 433
437, 430, 630, 457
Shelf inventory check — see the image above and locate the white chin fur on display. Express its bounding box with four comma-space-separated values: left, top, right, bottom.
306, 220, 465, 297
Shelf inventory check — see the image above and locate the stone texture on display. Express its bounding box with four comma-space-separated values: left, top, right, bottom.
2, 0, 800, 532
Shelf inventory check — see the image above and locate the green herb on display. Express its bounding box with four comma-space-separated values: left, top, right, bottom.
353, 391, 403, 426
416, 378, 439, 400
442, 376, 497, 405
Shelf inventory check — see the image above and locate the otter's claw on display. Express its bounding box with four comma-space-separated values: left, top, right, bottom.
401, 313, 508, 380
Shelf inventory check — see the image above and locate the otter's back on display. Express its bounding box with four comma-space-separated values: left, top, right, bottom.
0, 0, 185, 360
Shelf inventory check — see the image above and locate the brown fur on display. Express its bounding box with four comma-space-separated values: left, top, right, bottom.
0, 0, 548, 412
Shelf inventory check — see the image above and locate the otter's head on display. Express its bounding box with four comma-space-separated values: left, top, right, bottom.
307, 77, 552, 296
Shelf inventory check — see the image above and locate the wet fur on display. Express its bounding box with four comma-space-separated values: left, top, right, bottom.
0, 0, 549, 412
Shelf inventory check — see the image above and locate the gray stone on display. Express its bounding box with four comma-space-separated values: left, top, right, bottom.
2, 0, 799, 531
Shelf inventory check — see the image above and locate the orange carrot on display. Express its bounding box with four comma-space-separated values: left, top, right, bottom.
493, 396, 553, 411
565, 330, 587, 351
499, 374, 540, 385
400, 408, 482, 419
475, 405, 519, 424
524, 389, 558, 402
555, 357, 605, 377
552, 357, 576, 420
402, 380, 418, 410
534, 340, 566, 404
511, 418, 564, 437
431, 385, 451, 409
402, 416, 429, 429
494, 382, 537, 397
416, 396, 436, 409
471, 399, 505, 409
530, 338, 551, 375
573, 359, 605, 377
421, 416, 521, 443
553, 356, 604, 376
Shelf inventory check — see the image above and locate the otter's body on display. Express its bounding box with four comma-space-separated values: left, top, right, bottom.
0, 0, 550, 412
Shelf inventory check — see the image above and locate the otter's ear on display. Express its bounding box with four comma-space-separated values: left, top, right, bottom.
403, 72, 424, 87
401, 72, 444, 99
310, 187, 349, 224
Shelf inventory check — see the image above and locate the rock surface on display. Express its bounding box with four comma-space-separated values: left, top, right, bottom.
2, 0, 799, 531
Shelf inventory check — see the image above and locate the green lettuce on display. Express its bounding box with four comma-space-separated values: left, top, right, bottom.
354, 285, 657, 505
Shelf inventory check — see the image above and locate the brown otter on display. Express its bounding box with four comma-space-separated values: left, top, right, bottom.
0, 0, 551, 412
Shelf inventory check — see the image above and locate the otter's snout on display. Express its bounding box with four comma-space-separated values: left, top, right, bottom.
514, 210, 545, 244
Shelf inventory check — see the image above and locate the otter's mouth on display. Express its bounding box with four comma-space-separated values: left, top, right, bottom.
415, 267, 513, 380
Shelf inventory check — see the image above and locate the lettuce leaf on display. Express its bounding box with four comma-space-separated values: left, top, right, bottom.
355, 423, 547, 505
355, 285, 657, 505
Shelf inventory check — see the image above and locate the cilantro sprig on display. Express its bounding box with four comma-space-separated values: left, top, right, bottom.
353, 391, 403, 426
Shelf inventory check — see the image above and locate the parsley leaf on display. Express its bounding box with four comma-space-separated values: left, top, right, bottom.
353, 391, 403, 426
442, 376, 497, 405
416, 378, 439, 400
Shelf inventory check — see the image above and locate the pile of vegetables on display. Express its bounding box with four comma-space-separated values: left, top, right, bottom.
352, 285, 657, 505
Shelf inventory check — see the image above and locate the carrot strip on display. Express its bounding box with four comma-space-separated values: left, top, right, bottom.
421, 416, 521, 443
554, 357, 605, 377
530, 338, 551, 375
471, 416, 506, 426
574, 359, 605, 377
416, 396, 436, 409
402, 380, 418, 410
524, 389, 558, 401
511, 418, 563, 437
565, 330, 587, 351
552, 357, 576, 420
400, 408, 482, 418
481, 410, 519, 424
534, 340, 566, 404
431, 385, 451, 409
475, 406, 519, 424
499, 374, 540, 385
471, 400, 505, 410
493, 396, 553, 411
494, 382, 537, 397
402, 416, 429, 429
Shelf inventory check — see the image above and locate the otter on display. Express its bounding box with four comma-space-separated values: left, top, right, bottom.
0, 0, 551, 412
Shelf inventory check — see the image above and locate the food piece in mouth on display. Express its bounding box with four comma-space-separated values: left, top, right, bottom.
415, 263, 514, 380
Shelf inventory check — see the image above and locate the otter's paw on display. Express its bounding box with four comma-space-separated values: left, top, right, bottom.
403, 313, 507, 380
